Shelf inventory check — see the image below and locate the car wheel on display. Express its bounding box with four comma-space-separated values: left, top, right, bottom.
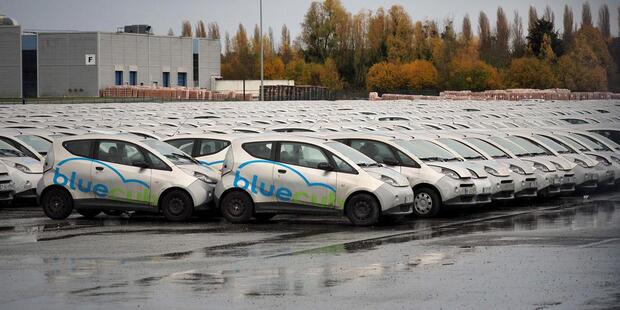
345, 193, 380, 226
161, 190, 194, 221
220, 191, 254, 223
76, 209, 101, 218
103, 210, 123, 216
254, 213, 276, 222
413, 187, 441, 217
42, 188, 73, 220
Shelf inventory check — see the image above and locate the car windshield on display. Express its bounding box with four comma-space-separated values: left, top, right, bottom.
534, 135, 576, 154
142, 139, 198, 166
505, 136, 553, 156
0, 140, 26, 157
325, 141, 379, 167
489, 137, 530, 157
464, 138, 511, 159
570, 133, 611, 151
16, 135, 52, 154
437, 138, 486, 160
394, 139, 461, 162
558, 135, 589, 151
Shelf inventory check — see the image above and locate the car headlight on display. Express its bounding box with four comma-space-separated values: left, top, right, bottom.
194, 171, 217, 184
592, 155, 611, 166
441, 168, 461, 179
484, 166, 501, 176
14, 163, 32, 173
551, 161, 565, 171
467, 169, 480, 178
533, 162, 550, 172
573, 159, 589, 168
509, 165, 526, 175
379, 174, 399, 187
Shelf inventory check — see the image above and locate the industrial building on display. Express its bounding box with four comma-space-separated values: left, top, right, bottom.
0, 16, 221, 98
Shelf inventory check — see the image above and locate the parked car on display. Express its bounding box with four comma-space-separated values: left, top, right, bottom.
0, 140, 42, 199
37, 135, 220, 221
0, 161, 15, 206
215, 135, 413, 226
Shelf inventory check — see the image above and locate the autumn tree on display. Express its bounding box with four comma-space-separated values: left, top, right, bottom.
195, 20, 206, 38
401, 60, 439, 90
300, 0, 349, 63
445, 45, 501, 91
367, 8, 389, 64
557, 25, 613, 91
505, 57, 559, 89
598, 4, 610, 39
366, 61, 404, 92
511, 11, 526, 58
279, 25, 293, 64
528, 6, 538, 32
207, 22, 220, 39
582, 2, 592, 27
478, 11, 493, 64
563, 5, 574, 43
181, 20, 192, 37
542, 6, 554, 24
386, 5, 414, 62
461, 14, 473, 43
495, 7, 511, 67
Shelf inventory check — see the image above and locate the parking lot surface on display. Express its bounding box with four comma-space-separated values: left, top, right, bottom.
1, 192, 619, 309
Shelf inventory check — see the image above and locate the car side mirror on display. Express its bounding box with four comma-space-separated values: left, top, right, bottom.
132, 160, 149, 169
317, 162, 334, 171
383, 158, 399, 166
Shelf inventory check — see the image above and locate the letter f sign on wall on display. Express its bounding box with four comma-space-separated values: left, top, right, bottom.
85, 54, 96, 65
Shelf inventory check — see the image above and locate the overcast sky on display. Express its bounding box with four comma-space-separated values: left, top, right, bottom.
2, 0, 618, 42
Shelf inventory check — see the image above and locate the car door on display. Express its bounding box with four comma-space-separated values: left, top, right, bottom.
236, 141, 276, 205
274, 142, 337, 210
92, 140, 152, 206
56, 139, 95, 201
195, 138, 231, 169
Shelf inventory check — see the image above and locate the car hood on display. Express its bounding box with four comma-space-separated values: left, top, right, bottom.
495, 158, 535, 174
561, 154, 598, 168
460, 160, 511, 177
178, 164, 221, 181
539, 155, 577, 171
364, 166, 410, 187
425, 162, 474, 178
0, 162, 8, 174
0, 157, 43, 173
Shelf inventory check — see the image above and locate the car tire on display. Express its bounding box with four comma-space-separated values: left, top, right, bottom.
42, 188, 74, 220
220, 191, 254, 223
161, 190, 194, 221
76, 209, 101, 218
103, 210, 124, 216
345, 193, 381, 226
254, 213, 276, 222
413, 187, 441, 218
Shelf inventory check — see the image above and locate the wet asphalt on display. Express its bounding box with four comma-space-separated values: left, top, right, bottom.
1, 191, 620, 310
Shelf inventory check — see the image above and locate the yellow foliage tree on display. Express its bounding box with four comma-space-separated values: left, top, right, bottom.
505, 57, 559, 89
366, 62, 405, 92
401, 60, 439, 90
264, 57, 285, 79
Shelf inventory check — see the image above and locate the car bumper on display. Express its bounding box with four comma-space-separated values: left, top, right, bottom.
13, 172, 41, 196
187, 180, 216, 210
436, 176, 483, 206
488, 176, 515, 201
374, 184, 413, 215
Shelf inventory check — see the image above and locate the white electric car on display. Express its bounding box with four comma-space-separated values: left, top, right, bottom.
37, 135, 220, 221
215, 135, 413, 226
0, 140, 42, 199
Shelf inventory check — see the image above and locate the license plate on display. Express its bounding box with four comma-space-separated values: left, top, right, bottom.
463, 187, 475, 195
500, 183, 513, 191
527, 181, 537, 188
563, 177, 575, 184
551, 178, 561, 185
0, 183, 12, 191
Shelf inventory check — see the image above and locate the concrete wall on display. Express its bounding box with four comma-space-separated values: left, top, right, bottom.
0, 25, 22, 98
98, 33, 194, 90
38, 32, 99, 97
213, 80, 295, 97
197, 39, 221, 89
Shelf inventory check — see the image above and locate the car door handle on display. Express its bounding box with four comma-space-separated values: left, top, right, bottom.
95, 166, 104, 171
277, 169, 287, 174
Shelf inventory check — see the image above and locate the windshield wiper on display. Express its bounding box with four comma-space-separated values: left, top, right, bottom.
463, 156, 483, 160
357, 162, 380, 167
419, 157, 444, 162
171, 152, 198, 164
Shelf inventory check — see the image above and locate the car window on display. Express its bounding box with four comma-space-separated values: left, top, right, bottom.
97, 140, 146, 167
464, 138, 510, 159
534, 135, 576, 154
0, 137, 38, 159
242, 141, 273, 160
197, 139, 230, 156
16, 135, 51, 154
332, 155, 356, 173
438, 138, 486, 160
278, 142, 329, 169
165, 139, 195, 155
63, 140, 93, 158
0, 140, 26, 158
505, 136, 553, 156
145, 151, 170, 170
350, 140, 395, 163
395, 149, 420, 168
